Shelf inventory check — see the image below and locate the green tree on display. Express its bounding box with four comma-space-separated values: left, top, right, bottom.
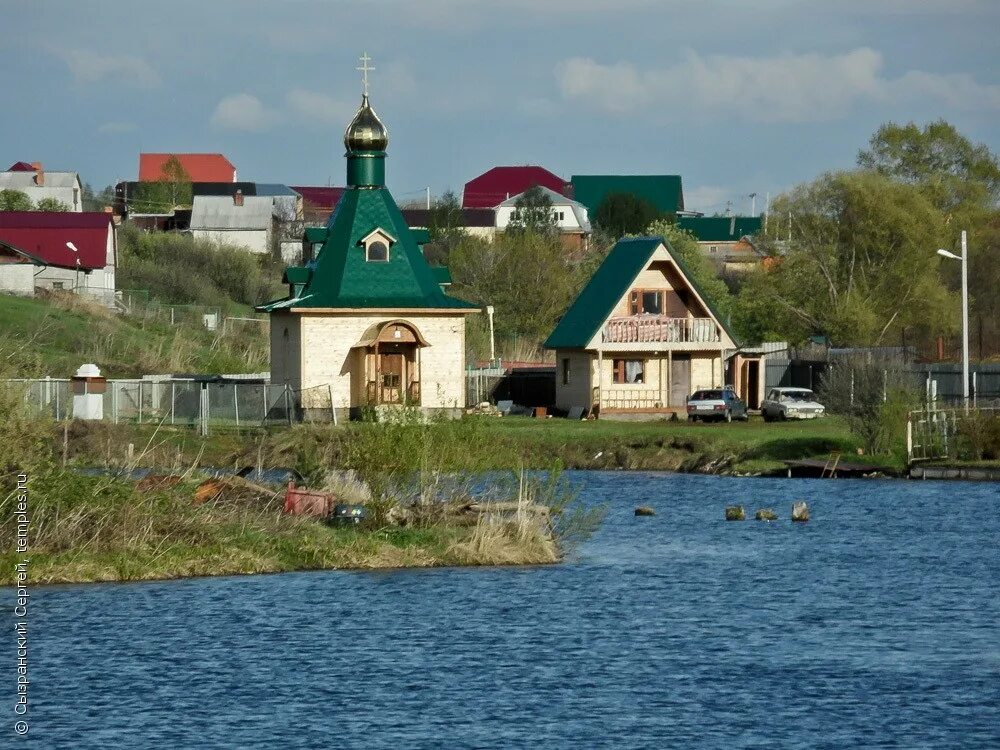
424, 189, 465, 266
130, 155, 193, 213
745, 170, 952, 346
593, 192, 663, 237
35, 197, 72, 212
858, 120, 1000, 210
450, 230, 584, 348
81, 183, 115, 212
507, 185, 556, 234
0, 190, 33, 211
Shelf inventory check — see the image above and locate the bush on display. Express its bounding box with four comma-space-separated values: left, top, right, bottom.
819, 357, 918, 454
955, 411, 1000, 460
117, 225, 285, 311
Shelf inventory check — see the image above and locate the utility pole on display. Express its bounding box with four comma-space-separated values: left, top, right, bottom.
426, 186, 431, 210
748, 192, 757, 216
764, 192, 770, 232
724, 200, 732, 217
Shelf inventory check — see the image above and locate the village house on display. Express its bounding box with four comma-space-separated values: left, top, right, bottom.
0, 162, 83, 211
494, 185, 592, 252
677, 215, 765, 273
545, 236, 738, 418
0, 211, 117, 301
189, 192, 277, 254
569, 174, 685, 217
258, 76, 478, 421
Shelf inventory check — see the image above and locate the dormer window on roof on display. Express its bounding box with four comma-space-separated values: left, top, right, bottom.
359, 228, 396, 262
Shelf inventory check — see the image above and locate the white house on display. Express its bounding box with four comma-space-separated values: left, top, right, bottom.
0, 162, 83, 211
494, 186, 591, 251
189, 193, 275, 253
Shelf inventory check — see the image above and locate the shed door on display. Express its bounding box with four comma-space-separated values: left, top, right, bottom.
670, 355, 690, 406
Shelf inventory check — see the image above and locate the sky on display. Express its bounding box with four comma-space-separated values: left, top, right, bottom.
2, 0, 999, 215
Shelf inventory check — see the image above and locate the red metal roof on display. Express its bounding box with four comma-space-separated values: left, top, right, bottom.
290, 186, 346, 210
462, 166, 568, 209
0, 212, 114, 270
7, 161, 36, 172
139, 153, 236, 182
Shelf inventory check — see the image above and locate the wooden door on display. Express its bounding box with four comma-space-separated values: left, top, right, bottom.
670, 354, 690, 406
380, 352, 405, 404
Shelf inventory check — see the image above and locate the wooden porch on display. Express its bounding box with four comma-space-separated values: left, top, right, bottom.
602, 316, 721, 345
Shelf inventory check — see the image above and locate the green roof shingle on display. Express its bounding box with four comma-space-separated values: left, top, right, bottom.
676, 216, 762, 242
258, 187, 477, 311
570, 175, 684, 215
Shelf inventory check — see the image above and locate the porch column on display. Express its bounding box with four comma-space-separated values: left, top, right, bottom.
596, 348, 603, 413
667, 350, 673, 406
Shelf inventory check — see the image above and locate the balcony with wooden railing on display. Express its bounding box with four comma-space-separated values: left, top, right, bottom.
602, 315, 721, 346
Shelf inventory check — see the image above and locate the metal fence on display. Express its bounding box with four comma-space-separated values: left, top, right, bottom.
907, 406, 1000, 462
765, 359, 1000, 406
8, 378, 312, 434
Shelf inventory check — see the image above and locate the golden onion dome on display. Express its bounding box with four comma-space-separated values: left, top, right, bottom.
344, 94, 388, 152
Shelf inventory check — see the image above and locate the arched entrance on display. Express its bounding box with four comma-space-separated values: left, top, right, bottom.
356, 320, 428, 405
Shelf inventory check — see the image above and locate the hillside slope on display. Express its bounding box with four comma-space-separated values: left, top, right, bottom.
1, 292, 268, 378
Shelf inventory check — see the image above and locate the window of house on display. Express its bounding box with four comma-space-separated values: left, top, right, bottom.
366, 240, 389, 262
629, 289, 664, 315
51, 282, 65, 290
557, 211, 564, 221
710, 245, 718, 253
561, 358, 570, 386
613, 359, 645, 384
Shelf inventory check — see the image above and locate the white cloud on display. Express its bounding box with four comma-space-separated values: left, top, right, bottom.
210, 94, 281, 131
97, 121, 137, 134
60, 49, 160, 88
555, 49, 1000, 123
285, 89, 355, 126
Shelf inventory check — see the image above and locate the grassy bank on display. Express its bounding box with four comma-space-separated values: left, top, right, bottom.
0, 292, 267, 377
56, 414, 905, 477
0, 468, 563, 586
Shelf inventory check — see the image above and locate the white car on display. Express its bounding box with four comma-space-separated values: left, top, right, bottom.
761, 387, 825, 421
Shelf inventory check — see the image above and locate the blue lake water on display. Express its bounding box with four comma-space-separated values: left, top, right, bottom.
5, 472, 1000, 748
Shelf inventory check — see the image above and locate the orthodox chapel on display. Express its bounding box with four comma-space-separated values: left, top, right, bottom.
258, 60, 478, 419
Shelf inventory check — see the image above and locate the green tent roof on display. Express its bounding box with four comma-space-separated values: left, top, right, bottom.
258, 187, 477, 312
543, 235, 737, 349
430, 266, 452, 285
570, 175, 684, 215
676, 216, 762, 242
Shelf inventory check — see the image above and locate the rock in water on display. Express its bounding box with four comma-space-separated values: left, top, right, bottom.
634, 506, 656, 517
725, 505, 746, 521
791, 501, 810, 522
755, 508, 778, 521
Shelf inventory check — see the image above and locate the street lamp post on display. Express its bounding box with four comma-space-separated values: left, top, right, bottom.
66, 241, 80, 291
937, 230, 970, 412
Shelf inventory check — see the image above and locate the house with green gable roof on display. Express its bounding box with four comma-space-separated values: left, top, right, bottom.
544, 236, 739, 418
258, 71, 478, 419
676, 215, 766, 273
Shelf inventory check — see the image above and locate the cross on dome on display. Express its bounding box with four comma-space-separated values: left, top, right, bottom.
357, 52, 375, 97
